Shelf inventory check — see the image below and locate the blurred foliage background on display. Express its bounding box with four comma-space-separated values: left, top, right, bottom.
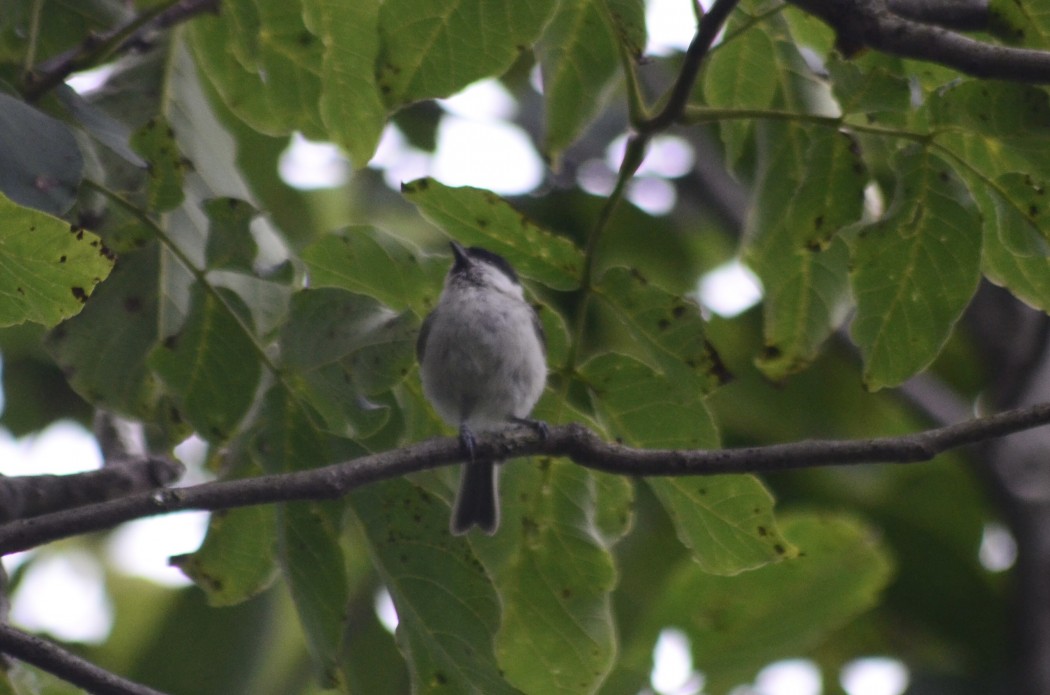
1, 0, 1049, 693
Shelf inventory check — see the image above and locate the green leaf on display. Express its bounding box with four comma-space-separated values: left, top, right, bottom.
928, 81, 1050, 180
701, 19, 779, 163
130, 116, 186, 213
352, 477, 519, 695
302, 0, 387, 166
826, 54, 911, 119
189, 0, 325, 139
987, 0, 1050, 46
649, 512, 893, 693
581, 352, 718, 449
488, 460, 618, 695
301, 226, 445, 314
46, 244, 159, 417
0, 92, 83, 215
593, 266, 728, 396
746, 125, 863, 379
979, 172, 1050, 257
278, 288, 416, 437
849, 148, 980, 390
402, 178, 584, 290
981, 199, 1050, 312
203, 197, 259, 271
149, 288, 262, 440
0, 194, 114, 327
171, 504, 278, 606
277, 501, 352, 689
377, 0, 557, 108
603, 0, 647, 57
537, 0, 621, 160
250, 386, 360, 687
649, 476, 797, 576
580, 352, 792, 575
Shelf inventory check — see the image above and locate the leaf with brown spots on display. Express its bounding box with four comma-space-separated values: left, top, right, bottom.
0, 194, 114, 327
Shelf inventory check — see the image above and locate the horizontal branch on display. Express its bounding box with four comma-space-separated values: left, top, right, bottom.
0, 457, 183, 523
3, 402, 1050, 555
21, 0, 219, 101
0, 623, 166, 695
789, 0, 1050, 83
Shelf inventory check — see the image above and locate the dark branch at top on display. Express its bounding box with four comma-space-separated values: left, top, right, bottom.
789, 0, 1050, 83
886, 0, 989, 31
3, 401, 1050, 556
20, 0, 220, 102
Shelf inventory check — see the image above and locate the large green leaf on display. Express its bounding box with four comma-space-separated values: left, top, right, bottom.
701, 16, 779, 164
0, 92, 83, 215
278, 287, 416, 436
486, 460, 618, 695
250, 386, 360, 688
928, 81, 1050, 180
987, 0, 1050, 47
171, 503, 278, 606
302, 0, 387, 166
130, 115, 186, 213
536, 0, 622, 160
746, 124, 864, 379
402, 178, 584, 290
46, 244, 159, 417
189, 0, 325, 139
982, 200, 1050, 312
0, 194, 114, 327
593, 267, 728, 396
301, 226, 445, 314
849, 147, 980, 390
353, 477, 519, 695
581, 353, 793, 575
149, 287, 262, 441
277, 500, 352, 689
647, 512, 893, 693
377, 0, 557, 107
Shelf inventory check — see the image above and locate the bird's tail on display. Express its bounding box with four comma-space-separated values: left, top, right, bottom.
450, 460, 499, 535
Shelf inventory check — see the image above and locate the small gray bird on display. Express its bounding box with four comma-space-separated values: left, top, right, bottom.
417, 241, 548, 535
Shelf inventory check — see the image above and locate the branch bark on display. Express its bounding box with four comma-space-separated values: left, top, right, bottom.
0, 623, 166, 695
3, 401, 1050, 556
788, 0, 1050, 83
20, 0, 220, 102
0, 456, 183, 523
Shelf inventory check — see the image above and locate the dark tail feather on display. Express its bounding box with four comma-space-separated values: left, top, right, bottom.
450, 460, 499, 535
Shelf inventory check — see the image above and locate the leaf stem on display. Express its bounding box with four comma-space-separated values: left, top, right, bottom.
683, 105, 932, 141
82, 179, 282, 378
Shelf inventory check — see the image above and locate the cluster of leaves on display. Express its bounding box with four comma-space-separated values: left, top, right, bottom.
0, 0, 1046, 692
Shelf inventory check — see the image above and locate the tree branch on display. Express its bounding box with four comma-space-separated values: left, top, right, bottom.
3, 402, 1050, 555
886, 0, 989, 31
20, 0, 220, 102
788, 0, 1050, 83
638, 0, 739, 132
0, 456, 183, 523
0, 623, 166, 695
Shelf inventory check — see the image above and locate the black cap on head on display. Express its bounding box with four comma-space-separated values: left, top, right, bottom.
448, 241, 520, 284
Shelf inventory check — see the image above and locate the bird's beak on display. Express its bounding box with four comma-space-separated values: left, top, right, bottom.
450, 240, 470, 271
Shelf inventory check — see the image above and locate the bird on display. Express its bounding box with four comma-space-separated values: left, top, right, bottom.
417, 241, 548, 534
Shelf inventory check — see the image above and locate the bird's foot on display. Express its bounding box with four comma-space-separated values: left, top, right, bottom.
511, 417, 550, 440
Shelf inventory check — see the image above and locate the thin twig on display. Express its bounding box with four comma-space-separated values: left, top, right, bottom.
0, 623, 167, 695
3, 402, 1050, 555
